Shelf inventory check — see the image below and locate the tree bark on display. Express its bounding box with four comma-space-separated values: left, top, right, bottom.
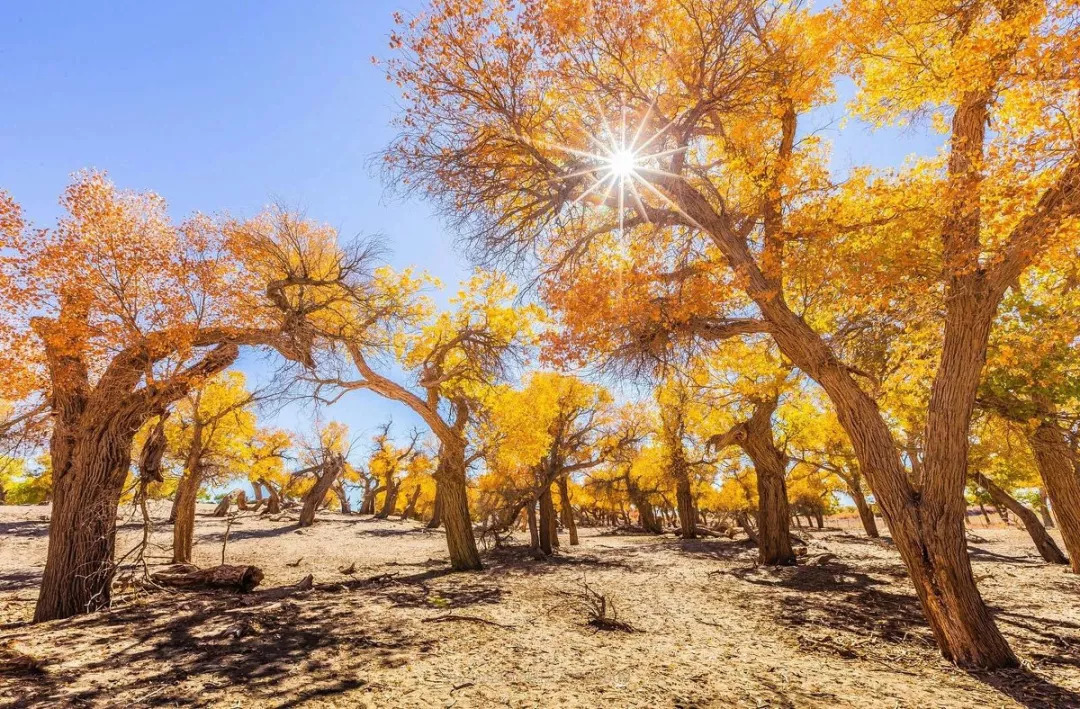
335, 480, 352, 514
260, 478, 281, 515
1039, 489, 1055, 528
212, 495, 231, 517
973, 472, 1068, 565
426, 482, 443, 529
437, 442, 481, 570
400, 485, 422, 520
151, 564, 264, 592
1026, 422, 1080, 573
526, 501, 539, 552
172, 467, 202, 564
557, 475, 579, 545
375, 472, 400, 519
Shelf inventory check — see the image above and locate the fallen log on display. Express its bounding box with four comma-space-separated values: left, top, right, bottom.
151, 564, 264, 593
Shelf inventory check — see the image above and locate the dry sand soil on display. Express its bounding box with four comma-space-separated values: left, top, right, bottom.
1, 504, 1079, 708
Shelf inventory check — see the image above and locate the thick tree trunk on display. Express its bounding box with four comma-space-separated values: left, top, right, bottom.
557, 475, 579, 545
973, 472, 1068, 565
1027, 421, 1080, 573
814, 509, 825, 529
437, 442, 481, 570
34, 428, 132, 622
299, 456, 343, 527
235, 490, 249, 511
743, 400, 795, 565
675, 474, 696, 540
252, 481, 264, 502
850, 484, 880, 538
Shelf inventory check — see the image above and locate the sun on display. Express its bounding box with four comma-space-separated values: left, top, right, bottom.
535, 101, 699, 237
607, 148, 639, 179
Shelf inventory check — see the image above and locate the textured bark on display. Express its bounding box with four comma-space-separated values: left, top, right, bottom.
171, 469, 201, 564
973, 472, 1068, 565
334, 480, 352, 514
1039, 489, 1055, 528
299, 455, 344, 527
1027, 421, 1080, 573
557, 475, 579, 545
375, 470, 401, 519
438, 442, 481, 570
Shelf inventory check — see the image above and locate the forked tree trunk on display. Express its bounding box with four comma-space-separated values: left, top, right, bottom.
557, 475, 579, 545
1027, 421, 1080, 573
711, 397, 795, 565
437, 442, 481, 570
973, 472, 1068, 565
850, 483, 880, 538
299, 455, 343, 527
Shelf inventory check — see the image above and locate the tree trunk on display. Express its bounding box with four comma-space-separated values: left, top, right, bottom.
538, 484, 557, 555
235, 490, 249, 511
744, 400, 795, 566
426, 483, 443, 528
212, 494, 231, 517
557, 475, 579, 545
260, 478, 281, 515
252, 481, 264, 502
400, 485, 421, 520
814, 509, 824, 529
850, 484, 880, 538
335, 480, 352, 514
1027, 421, 1080, 573
737, 511, 759, 544
526, 501, 539, 552
299, 456, 343, 527
675, 474, 696, 540
973, 472, 1068, 565
376, 474, 400, 519
979, 502, 991, 526
437, 442, 481, 570
172, 468, 202, 564
34, 426, 133, 622
1038, 489, 1055, 528
152, 564, 264, 592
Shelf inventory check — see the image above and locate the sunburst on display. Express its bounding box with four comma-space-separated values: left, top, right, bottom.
537, 102, 699, 237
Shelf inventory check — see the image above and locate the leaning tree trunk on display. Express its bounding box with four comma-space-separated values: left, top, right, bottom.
212, 494, 231, 517
973, 472, 1068, 565
1027, 421, 1080, 573
437, 442, 481, 570
850, 483, 880, 538
299, 455, 343, 527
557, 475, 579, 545
34, 422, 134, 622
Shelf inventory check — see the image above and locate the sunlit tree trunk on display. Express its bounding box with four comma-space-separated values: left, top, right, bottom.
849, 482, 880, 538
299, 455, 343, 527
438, 441, 481, 570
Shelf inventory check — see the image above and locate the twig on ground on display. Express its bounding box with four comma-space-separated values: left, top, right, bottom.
421, 614, 514, 629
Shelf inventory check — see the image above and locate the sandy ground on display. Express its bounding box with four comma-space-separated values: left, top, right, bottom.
1, 504, 1079, 708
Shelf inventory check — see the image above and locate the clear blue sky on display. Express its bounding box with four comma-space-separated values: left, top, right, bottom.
0, 1, 942, 458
